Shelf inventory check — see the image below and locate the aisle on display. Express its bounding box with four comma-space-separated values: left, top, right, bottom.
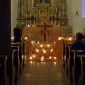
17, 61, 70, 85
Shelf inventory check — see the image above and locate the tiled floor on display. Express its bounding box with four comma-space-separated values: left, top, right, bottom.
17, 61, 70, 85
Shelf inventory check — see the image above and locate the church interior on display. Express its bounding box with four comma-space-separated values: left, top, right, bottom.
0, 0, 85, 85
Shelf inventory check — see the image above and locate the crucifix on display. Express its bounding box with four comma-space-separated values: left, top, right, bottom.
36, 22, 53, 42
43, 22, 47, 41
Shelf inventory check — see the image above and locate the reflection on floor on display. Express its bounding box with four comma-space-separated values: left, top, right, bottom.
0, 48, 85, 85
17, 61, 69, 85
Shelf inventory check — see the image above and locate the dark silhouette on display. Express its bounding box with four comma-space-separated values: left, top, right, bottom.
71, 32, 85, 50
40, 0, 49, 2
13, 26, 22, 43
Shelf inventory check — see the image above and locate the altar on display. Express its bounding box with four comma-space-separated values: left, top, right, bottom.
22, 23, 63, 61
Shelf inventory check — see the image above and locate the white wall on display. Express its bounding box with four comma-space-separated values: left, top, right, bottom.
68, 0, 85, 36
11, 0, 17, 37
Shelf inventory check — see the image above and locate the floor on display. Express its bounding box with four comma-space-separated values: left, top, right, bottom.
17, 61, 70, 85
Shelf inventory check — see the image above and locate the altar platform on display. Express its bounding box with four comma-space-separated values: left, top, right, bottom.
22, 23, 63, 61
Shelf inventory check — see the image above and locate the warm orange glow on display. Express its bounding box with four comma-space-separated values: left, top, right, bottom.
30, 56, 33, 60
11, 37, 14, 40
58, 37, 62, 40
49, 56, 52, 59
54, 57, 57, 59
33, 55, 36, 58
36, 49, 39, 53
25, 55, 26, 60
40, 44, 43, 48
28, 25, 30, 27
47, 44, 50, 47
54, 62, 57, 65
43, 50, 46, 53
68, 37, 72, 41
31, 41, 35, 44
54, 41, 56, 44
31, 41, 34, 44
51, 49, 53, 52
37, 41, 40, 44
57, 25, 60, 27
41, 56, 44, 61
25, 37, 28, 40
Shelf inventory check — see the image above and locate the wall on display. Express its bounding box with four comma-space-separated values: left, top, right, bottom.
11, 0, 17, 37
68, 0, 85, 37
11, 0, 85, 37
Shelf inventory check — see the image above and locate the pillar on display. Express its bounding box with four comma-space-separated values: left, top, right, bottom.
0, 0, 11, 55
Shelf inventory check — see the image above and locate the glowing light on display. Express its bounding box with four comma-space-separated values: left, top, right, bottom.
25, 55, 26, 60
28, 25, 30, 27
43, 50, 46, 53
41, 56, 44, 61
54, 41, 56, 44
33, 55, 36, 58
25, 37, 27, 40
41, 56, 44, 59
42, 49, 44, 51
40, 44, 43, 48
35, 49, 39, 53
31, 41, 34, 44
37, 41, 40, 44
54, 57, 57, 60
68, 37, 72, 41
31, 41, 35, 44
49, 56, 52, 59
22, 55, 23, 59
29, 61, 33, 65
54, 62, 57, 65
51, 49, 53, 52
11, 37, 14, 40
47, 44, 50, 47
30, 56, 33, 60
58, 37, 62, 40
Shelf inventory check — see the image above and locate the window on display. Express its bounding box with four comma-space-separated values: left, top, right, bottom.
82, 0, 85, 17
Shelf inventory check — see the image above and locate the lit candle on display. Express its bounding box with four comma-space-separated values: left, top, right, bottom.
47, 44, 50, 47
49, 56, 52, 59
30, 56, 33, 60
40, 44, 43, 48
25, 37, 27, 40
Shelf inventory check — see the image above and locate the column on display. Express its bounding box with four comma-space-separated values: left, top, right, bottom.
0, 0, 11, 55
